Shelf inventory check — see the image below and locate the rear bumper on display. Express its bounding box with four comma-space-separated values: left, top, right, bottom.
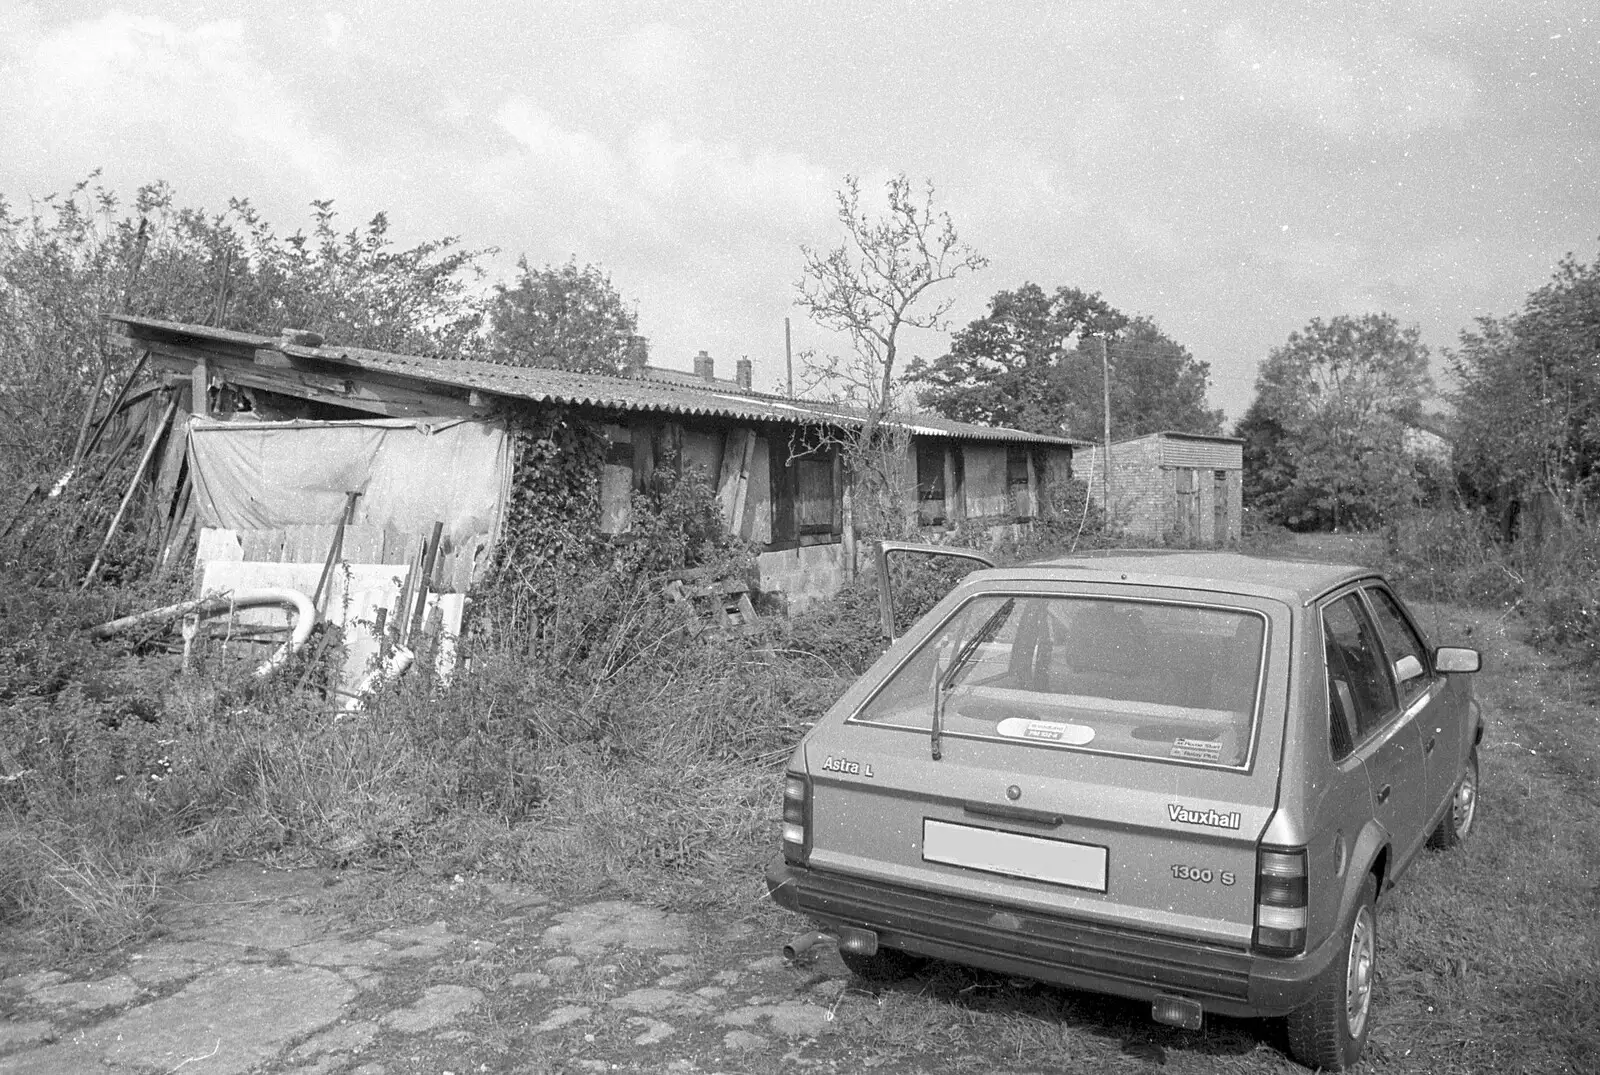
767, 857, 1333, 1019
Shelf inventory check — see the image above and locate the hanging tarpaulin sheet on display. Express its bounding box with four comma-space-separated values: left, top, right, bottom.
186, 416, 512, 552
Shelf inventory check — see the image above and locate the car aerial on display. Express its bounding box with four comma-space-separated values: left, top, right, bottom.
767, 548, 1483, 1071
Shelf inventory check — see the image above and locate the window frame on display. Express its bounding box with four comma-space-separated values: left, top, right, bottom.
847, 590, 1271, 773
1319, 589, 1403, 753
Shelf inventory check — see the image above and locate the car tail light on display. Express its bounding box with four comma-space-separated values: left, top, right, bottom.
1253, 845, 1308, 955
782, 773, 811, 865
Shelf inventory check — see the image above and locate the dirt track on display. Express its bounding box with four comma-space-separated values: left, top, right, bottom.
1, 862, 869, 1074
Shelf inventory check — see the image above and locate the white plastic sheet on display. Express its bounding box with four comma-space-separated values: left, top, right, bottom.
185, 416, 511, 552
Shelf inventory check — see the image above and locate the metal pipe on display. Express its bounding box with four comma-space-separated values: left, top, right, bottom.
783, 931, 832, 961
89, 586, 315, 679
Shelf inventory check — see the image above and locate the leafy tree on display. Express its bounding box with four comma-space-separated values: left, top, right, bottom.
1234, 396, 1295, 518
906, 284, 1221, 439
794, 174, 986, 538
1104, 318, 1224, 438
1246, 313, 1430, 529
0, 174, 489, 478
485, 257, 640, 373
1450, 248, 1600, 515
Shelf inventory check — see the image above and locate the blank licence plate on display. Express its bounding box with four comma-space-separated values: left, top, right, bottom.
922, 819, 1108, 892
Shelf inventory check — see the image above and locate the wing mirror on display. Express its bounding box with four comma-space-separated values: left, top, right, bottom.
1433, 646, 1482, 674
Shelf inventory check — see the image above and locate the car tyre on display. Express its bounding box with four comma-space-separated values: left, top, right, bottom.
1286, 875, 1377, 1072
839, 945, 924, 983
1427, 747, 1479, 850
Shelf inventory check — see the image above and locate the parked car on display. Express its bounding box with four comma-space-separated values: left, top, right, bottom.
767, 549, 1483, 1071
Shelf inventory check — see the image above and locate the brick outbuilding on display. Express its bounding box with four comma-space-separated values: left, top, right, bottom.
1077, 431, 1243, 545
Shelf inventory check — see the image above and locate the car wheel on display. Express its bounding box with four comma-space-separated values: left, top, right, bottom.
1286, 875, 1377, 1072
1427, 747, 1480, 850
839, 945, 925, 983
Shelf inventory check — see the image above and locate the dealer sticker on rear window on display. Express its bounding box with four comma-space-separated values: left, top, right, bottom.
996, 717, 1095, 745
1170, 738, 1222, 762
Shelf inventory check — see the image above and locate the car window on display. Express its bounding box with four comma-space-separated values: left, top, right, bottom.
1321, 594, 1397, 739
852, 594, 1267, 768
1365, 587, 1431, 705
1324, 635, 1358, 760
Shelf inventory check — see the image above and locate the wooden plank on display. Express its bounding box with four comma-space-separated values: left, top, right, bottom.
717, 428, 754, 529
191, 355, 210, 417
144, 342, 478, 419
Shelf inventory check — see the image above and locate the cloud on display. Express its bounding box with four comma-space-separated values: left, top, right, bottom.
0, 10, 340, 190
490, 97, 828, 230
1214, 18, 1479, 140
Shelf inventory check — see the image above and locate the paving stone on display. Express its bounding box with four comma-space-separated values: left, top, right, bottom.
630, 1016, 676, 1045
25, 974, 139, 1012
0, 1019, 54, 1050
374, 920, 456, 947
291, 1019, 379, 1058
608, 987, 709, 1015
7, 971, 66, 992
96, 963, 355, 1075
509, 971, 551, 988
380, 984, 484, 1034
0, 1040, 99, 1074
543, 955, 582, 975
717, 999, 832, 1039
124, 941, 237, 985
539, 901, 691, 956
724, 1029, 768, 1050
290, 937, 392, 967
533, 1004, 593, 1033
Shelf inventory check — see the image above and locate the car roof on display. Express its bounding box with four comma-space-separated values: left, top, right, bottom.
975, 549, 1378, 606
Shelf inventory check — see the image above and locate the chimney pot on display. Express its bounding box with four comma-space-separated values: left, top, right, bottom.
693, 350, 714, 381
735, 357, 753, 391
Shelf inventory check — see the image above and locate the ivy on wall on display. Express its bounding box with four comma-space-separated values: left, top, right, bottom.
487, 407, 608, 600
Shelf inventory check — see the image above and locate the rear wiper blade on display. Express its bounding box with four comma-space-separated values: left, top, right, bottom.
933, 598, 1014, 761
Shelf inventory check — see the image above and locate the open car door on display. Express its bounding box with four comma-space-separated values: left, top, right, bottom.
875, 541, 996, 645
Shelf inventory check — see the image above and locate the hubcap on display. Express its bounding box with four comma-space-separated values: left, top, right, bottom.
1454, 768, 1477, 836
1345, 907, 1375, 1040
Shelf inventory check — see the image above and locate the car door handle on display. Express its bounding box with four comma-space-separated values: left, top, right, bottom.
1425, 736, 1436, 754
963, 800, 1064, 827
1377, 784, 1392, 804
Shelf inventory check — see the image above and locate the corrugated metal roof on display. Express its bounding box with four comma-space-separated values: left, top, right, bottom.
111, 315, 1076, 447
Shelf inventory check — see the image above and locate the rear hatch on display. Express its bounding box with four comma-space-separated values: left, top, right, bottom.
803, 584, 1287, 947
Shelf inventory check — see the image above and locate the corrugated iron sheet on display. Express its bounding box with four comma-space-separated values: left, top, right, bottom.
111, 315, 1076, 447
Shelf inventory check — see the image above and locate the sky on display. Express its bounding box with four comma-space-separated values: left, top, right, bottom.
1, 0, 1595, 426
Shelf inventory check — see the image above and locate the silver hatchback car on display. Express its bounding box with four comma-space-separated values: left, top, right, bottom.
767, 550, 1483, 1071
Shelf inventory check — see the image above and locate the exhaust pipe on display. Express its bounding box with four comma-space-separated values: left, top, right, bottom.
836, 926, 879, 956
783, 931, 831, 961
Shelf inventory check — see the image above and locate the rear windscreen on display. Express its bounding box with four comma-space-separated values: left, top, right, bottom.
852, 595, 1267, 768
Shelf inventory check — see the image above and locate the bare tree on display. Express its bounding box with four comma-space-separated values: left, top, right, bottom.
796, 174, 987, 436
793, 174, 986, 542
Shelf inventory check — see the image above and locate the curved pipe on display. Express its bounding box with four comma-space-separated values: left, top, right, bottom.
90, 587, 316, 679
342, 645, 415, 713
783, 931, 832, 961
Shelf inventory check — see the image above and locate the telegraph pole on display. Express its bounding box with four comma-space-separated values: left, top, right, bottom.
785, 317, 793, 398
1100, 335, 1112, 509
